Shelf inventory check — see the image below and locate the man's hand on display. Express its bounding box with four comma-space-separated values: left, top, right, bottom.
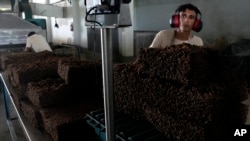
24, 47, 32, 52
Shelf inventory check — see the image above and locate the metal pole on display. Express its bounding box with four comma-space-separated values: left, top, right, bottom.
100, 27, 115, 141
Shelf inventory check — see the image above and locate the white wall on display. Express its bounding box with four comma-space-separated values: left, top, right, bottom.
51, 17, 74, 44
43, 0, 88, 48
27, 1, 85, 50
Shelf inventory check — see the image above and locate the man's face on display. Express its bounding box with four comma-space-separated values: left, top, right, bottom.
179, 9, 197, 32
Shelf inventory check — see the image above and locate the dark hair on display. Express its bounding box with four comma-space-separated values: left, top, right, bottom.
27, 31, 36, 37
175, 3, 201, 16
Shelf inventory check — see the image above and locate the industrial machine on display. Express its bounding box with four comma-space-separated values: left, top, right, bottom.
0, 13, 41, 48
0, 0, 43, 50
85, 0, 132, 27
86, 109, 168, 141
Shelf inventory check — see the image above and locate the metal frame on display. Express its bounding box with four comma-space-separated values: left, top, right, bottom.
0, 74, 51, 141
0, 74, 31, 141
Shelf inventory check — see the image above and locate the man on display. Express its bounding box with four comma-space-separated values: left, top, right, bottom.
149, 3, 203, 48
24, 31, 53, 52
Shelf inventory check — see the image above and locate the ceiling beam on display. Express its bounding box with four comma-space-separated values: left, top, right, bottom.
29, 2, 64, 18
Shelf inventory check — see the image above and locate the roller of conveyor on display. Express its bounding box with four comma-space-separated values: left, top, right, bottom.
85, 109, 169, 141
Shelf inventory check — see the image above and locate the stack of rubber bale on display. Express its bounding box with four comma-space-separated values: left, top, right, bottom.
1, 51, 103, 141
113, 43, 249, 141
1, 51, 60, 110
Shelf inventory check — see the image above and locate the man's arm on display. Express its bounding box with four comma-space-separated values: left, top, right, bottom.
149, 33, 162, 48
24, 37, 32, 52
149, 30, 175, 48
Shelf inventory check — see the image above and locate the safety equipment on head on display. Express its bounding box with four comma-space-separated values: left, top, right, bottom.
169, 9, 203, 32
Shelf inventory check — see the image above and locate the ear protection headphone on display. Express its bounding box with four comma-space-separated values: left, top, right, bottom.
169, 6, 203, 32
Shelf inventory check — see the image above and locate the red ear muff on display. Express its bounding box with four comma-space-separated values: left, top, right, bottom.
169, 14, 203, 32
192, 18, 202, 32
169, 14, 180, 28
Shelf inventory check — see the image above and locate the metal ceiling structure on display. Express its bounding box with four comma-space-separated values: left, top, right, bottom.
0, 0, 12, 12
0, 13, 42, 45
0, 0, 42, 46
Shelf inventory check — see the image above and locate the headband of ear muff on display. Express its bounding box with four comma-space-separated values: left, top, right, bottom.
169, 7, 203, 32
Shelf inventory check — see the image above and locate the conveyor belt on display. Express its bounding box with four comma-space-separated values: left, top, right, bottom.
86, 109, 169, 141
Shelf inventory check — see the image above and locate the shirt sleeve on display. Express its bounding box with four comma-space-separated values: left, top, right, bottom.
149, 30, 174, 48
192, 36, 204, 46
149, 31, 162, 48
26, 38, 32, 47
199, 38, 204, 46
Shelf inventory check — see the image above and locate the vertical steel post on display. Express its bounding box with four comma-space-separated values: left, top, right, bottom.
100, 27, 115, 141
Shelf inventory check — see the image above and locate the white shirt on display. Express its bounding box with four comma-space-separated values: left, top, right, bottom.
172, 36, 203, 46
149, 29, 203, 48
25, 34, 52, 53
